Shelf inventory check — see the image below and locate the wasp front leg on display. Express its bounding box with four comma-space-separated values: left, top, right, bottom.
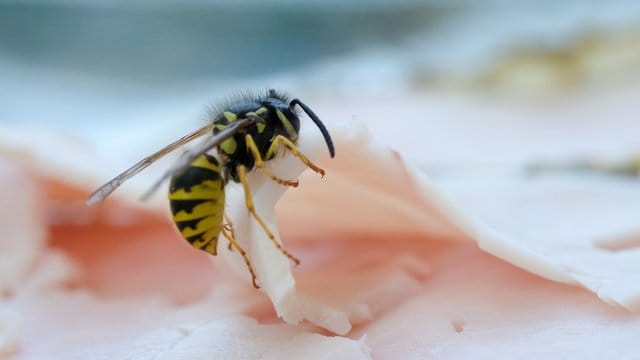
245, 134, 299, 187
265, 135, 325, 177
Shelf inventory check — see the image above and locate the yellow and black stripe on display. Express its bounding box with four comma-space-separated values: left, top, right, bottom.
168, 154, 225, 255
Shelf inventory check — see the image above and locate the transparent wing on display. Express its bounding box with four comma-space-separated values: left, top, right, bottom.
140, 117, 256, 201
86, 123, 214, 205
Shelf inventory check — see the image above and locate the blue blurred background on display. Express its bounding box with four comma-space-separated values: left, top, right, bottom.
1, 1, 639, 143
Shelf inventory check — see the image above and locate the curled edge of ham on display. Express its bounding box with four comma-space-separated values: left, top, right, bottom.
0, 120, 639, 357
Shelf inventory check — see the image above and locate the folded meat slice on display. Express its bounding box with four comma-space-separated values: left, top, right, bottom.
223, 120, 640, 333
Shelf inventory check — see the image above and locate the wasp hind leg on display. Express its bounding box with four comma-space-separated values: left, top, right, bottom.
223, 213, 235, 251
245, 134, 299, 187
237, 165, 301, 266
220, 225, 259, 289
265, 134, 325, 177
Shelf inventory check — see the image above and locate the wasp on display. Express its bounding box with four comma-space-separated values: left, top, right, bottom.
87, 89, 335, 288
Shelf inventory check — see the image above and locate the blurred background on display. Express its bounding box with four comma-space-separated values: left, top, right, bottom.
3, 3, 640, 357
1, 0, 640, 171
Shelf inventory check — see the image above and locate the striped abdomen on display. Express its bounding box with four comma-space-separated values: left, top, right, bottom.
168, 154, 225, 255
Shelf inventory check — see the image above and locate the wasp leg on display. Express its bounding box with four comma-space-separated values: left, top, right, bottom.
224, 213, 235, 251
237, 165, 301, 265
245, 134, 299, 187
220, 225, 259, 289
265, 135, 325, 177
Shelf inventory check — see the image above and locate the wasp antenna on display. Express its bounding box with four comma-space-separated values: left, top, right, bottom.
289, 99, 335, 158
